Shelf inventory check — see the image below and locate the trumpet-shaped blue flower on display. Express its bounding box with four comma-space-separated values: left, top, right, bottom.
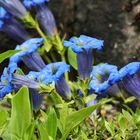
63, 35, 104, 80
37, 5, 57, 35
39, 62, 71, 99
23, 0, 57, 36
23, 0, 50, 9
0, 7, 30, 43
89, 63, 119, 94
27, 62, 71, 99
0, 68, 42, 109
8, 38, 45, 72
117, 62, 140, 99
0, 0, 28, 19
12, 74, 42, 110
94, 62, 140, 99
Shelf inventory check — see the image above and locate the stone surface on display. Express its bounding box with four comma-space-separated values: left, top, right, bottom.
0, 0, 140, 73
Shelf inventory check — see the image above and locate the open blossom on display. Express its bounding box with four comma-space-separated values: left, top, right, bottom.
8, 38, 45, 73
89, 63, 120, 94
115, 62, 140, 100
0, 68, 42, 109
0, 0, 28, 19
26, 62, 71, 99
0, 7, 30, 43
63, 35, 104, 80
90, 62, 140, 100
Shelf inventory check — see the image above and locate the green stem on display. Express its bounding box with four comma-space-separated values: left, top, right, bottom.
35, 23, 52, 52
50, 51, 57, 62
42, 54, 51, 64
60, 50, 69, 82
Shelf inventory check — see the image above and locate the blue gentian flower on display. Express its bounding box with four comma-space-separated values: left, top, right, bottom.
12, 73, 43, 110
24, 0, 57, 36
28, 62, 71, 99
37, 5, 57, 35
0, 7, 30, 43
117, 62, 140, 99
63, 35, 104, 80
89, 63, 120, 94
23, 0, 50, 9
0, 0, 28, 19
0, 68, 42, 109
12, 74, 41, 91
8, 38, 46, 72
12, 74, 42, 110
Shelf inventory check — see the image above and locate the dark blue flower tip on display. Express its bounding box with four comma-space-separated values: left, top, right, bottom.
0, 17, 30, 43
23, 0, 50, 9
63, 35, 104, 53
9, 38, 44, 67
119, 62, 140, 79
0, 7, 11, 20
0, 0, 28, 19
37, 5, 57, 35
30, 92, 43, 110
89, 63, 119, 93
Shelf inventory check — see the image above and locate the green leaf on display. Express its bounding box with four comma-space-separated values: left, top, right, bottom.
61, 104, 100, 140
122, 109, 133, 122
119, 117, 127, 132
38, 123, 50, 140
67, 48, 78, 70
15, 68, 25, 75
23, 122, 35, 140
10, 86, 32, 140
0, 50, 19, 63
0, 109, 9, 136
124, 96, 136, 104
105, 121, 115, 136
46, 107, 57, 139
80, 130, 89, 140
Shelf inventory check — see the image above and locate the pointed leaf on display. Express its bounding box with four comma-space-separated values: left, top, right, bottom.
0, 50, 19, 63
67, 48, 77, 70
46, 107, 57, 139
61, 104, 99, 140
10, 86, 32, 140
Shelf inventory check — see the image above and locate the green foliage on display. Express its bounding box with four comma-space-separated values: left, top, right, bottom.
0, 50, 19, 63
0, 109, 9, 136
10, 86, 32, 140
67, 47, 78, 70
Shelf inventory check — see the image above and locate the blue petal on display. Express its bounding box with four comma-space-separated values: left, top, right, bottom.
23, 0, 50, 8
119, 62, 140, 78
63, 35, 104, 53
